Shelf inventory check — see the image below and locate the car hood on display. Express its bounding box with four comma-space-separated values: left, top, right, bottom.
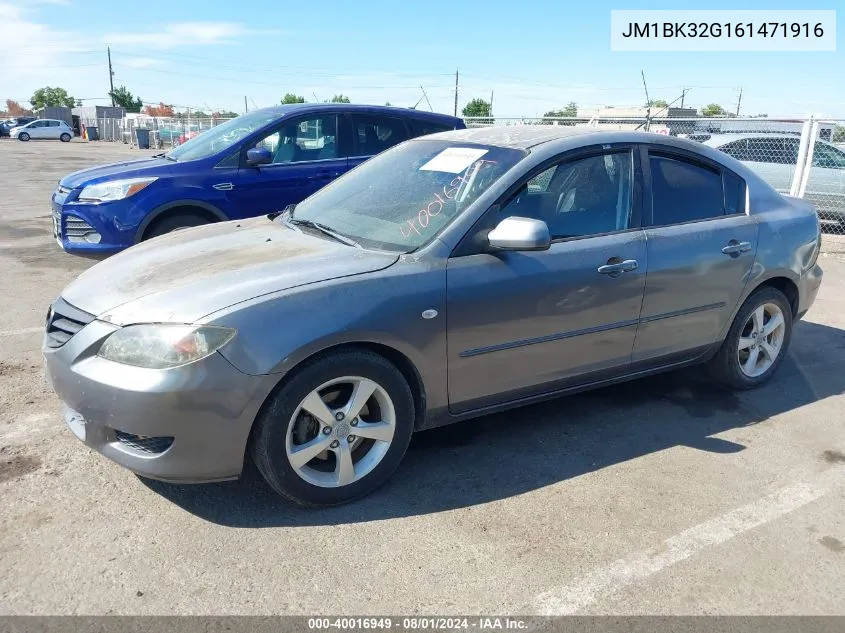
59, 157, 175, 189
60, 216, 399, 325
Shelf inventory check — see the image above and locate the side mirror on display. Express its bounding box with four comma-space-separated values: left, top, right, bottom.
246, 147, 272, 166
487, 216, 551, 251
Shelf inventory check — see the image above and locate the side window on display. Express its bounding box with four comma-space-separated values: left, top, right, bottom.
649, 153, 724, 225
746, 137, 798, 165
723, 170, 747, 215
29, 121, 44, 128
48, 121, 61, 127
501, 151, 633, 239
812, 143, 845, 169
351, 115, 409, 157
409, 119, 456, 137
251, 115, 338, 164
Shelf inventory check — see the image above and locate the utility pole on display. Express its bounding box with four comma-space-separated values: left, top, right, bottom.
680, 88, 686, 109
107, 46, 115, 106
736, 87, 743, 117
490, 89, 494, 120
244, 96, 248, 113
454, 69, 459, 117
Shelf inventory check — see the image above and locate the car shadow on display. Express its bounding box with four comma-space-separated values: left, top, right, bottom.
141, 319, 845, 526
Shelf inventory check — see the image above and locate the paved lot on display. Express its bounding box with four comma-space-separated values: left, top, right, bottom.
1, 139, 844, 616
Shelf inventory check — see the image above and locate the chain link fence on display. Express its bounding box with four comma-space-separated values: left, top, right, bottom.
78, 116, 235, 147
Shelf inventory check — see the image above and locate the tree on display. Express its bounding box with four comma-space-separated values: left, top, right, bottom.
191, 110, 208, 118
212, 110, 239, 119
833, 125, 845, 144
650, 99, 668, 108
30, 86, 76, 110
108, 85, 143, 113
5, 99, 31, 116
543, 101, 578, 118
701, 103, 726, 117
384, 101, 392, 106
329, 94, 351, 103
281, 93, 305, 104
143, 102, 175, 117
462, 98, 491, 118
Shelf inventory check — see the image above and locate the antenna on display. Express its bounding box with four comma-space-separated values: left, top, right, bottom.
641, 70, 651, 132
420, 85, 433, 111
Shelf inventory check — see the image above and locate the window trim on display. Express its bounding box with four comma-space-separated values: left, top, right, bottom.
237, 112, 345, 168
641, 145, 748, 229
348, 113, 412, 159
452, 143, 643, 257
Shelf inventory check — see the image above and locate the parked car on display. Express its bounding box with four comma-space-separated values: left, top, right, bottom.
704, 133, 845, 226
44, 127, 823, 506
0, 116, 37, 137
10, 118, 73, 142
172, 129, 202, 147
51, 104, 465, 254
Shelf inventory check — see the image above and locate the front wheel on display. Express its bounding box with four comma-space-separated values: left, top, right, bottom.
250, 351, 415, 506
707, 286, 793, 390
18, 132, 30, 142
60, 133, 71, 142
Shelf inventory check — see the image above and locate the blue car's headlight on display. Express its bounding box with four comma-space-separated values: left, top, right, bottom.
79, 177, 158, 203
98, 324, 236, 369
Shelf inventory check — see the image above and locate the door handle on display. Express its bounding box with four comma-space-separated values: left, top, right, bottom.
721, 240, 752, 256
597, 258, 638, 276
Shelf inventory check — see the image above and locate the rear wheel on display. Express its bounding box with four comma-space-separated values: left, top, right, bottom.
143, 212, 210, 239
250, 350, 415, 506
18, 132, 30, 142
60, 133, 71, 142
707, 286, 793, 389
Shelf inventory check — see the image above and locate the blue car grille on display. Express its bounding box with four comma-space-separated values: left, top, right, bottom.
65, 215, 96, 239
45, 297, 95, 348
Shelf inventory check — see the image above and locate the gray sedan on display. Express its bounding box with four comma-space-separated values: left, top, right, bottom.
43, 127, 824, 506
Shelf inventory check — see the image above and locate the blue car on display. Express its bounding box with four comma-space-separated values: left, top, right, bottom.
51, 104, 465, 254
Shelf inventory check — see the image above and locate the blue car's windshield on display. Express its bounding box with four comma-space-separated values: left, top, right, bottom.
290, 139, 526, 253
164, 110, 280, 162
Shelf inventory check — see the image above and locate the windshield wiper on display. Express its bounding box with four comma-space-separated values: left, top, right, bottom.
287, 217, 361, 248
152, 152, 177, 162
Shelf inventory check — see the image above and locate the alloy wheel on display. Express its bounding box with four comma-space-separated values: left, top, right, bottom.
737, 302, 786, 378
285, 376, 396, 488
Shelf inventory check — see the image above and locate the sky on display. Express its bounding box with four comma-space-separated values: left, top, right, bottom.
0, 0, 842, 119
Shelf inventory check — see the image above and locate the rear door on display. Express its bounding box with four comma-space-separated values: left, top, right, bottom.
231, 113, 349, 216
45, 120, 62, 139
632, 145, 758, 363
346, 113, 412, 171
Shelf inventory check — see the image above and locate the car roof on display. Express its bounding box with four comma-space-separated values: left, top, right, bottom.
255, 102, 463, 124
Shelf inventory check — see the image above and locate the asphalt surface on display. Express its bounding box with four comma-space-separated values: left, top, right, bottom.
1, 138, 844, 616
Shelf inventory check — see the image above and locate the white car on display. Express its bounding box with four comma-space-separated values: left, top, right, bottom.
10, 119, 73, 142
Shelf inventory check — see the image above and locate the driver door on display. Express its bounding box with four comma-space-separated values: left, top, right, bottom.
231, 113, 350, 217
445, 146, 647, 413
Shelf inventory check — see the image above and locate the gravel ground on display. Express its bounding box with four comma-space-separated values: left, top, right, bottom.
0, 138, 844, 616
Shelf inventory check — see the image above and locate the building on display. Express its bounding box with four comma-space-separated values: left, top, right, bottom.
34, 106, 73, 127
71, 105, 127, 140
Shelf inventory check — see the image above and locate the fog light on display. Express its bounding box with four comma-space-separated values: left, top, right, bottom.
85, 232, 102, 244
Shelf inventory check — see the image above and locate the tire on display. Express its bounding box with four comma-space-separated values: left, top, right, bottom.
60, 133, 71, 143
706, 286, 793, 390
250, 350, 415, 506
143, 212, 210, 239
18, 132, 30, 142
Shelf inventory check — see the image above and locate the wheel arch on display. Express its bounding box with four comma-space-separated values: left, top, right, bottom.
247, 341, 428, 450
136, 199, 228, 242
717, 272, 800, 344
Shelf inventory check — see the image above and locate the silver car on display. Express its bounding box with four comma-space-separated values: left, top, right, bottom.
10, 118, 73, 142
43, 127, 824, 506
703, 133, 845, 226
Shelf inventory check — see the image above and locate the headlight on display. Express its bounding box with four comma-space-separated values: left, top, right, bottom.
98, 324, 236, 369
79, 177, 158, 203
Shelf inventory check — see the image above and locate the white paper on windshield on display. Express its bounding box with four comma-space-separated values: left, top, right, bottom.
419, 147, 488, 173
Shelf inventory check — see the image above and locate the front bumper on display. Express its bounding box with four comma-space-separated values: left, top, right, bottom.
51, 191, 135, 255
43, 311, 270, 483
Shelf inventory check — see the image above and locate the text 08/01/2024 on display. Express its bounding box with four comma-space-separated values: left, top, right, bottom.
610, 10, 836, 52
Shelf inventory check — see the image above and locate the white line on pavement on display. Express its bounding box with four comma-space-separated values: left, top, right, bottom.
530, 463, 845, 615
0, 327, 42, 337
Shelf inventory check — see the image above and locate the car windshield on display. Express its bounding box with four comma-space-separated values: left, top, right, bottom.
164, 110, 280, 162
289, 139, 526, 252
